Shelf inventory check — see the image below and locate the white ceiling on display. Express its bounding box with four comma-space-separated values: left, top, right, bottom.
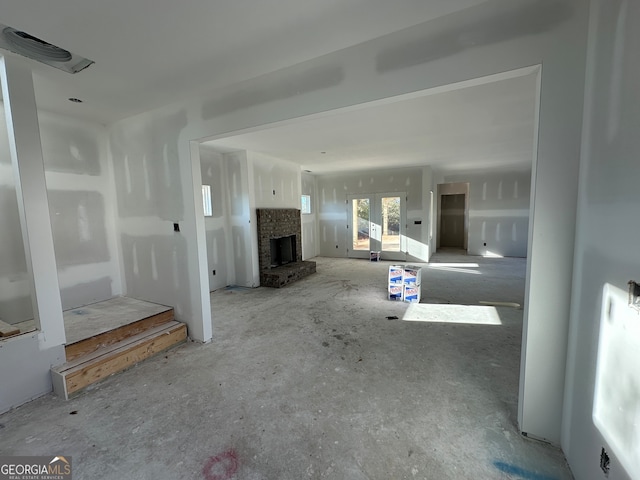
0, 0, 489, 125
0, 0, 538, 175
203, 73, 538, 174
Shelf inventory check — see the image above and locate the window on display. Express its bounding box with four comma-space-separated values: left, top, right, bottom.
202, 185, 212, 217
301, 194, 311, 214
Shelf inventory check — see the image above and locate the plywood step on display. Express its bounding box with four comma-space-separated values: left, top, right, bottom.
0, 319, 21, 338
52, 321, 186, 399
65, 309, 175, 362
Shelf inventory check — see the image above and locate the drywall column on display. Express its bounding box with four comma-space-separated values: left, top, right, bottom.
519, 63, 585, 442
222, 151, 259, 288
421, 166, 434, 261
301, 172, 318, 259
246, 155, 260, 287
0, 56, 65, 347
187, 142, 212, 342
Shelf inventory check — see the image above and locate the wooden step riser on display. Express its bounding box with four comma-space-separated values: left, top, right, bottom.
52, 322, 186, 400
65, 309, 175, 362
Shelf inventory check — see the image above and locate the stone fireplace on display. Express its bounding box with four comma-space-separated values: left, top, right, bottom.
256, 208, 316, 288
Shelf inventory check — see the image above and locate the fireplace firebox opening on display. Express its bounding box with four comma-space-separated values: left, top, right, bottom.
270, 235, 296, 268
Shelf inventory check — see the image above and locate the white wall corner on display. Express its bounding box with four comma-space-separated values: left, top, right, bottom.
187, 141, 212, 342
0, 55, 65, 348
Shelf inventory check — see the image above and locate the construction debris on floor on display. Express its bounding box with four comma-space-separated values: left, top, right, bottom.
0, 253, 572, 480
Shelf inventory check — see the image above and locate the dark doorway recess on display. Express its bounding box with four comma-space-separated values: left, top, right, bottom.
440, 194, 465, 248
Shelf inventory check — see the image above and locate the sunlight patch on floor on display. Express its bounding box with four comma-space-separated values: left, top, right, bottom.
427, 265, 482, 275
429, 262, 479, 268
402, 304, 502, 325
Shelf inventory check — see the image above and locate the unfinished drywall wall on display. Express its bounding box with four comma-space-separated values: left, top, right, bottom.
246, 151, 302, 280
0, 331, 65, 413
316, 167, 430, 261
249, 151, 301, 209
0, 107, 121, 317
562, 1, 639, 479
40, 112, 122, 310
441, 169, 531, 257
198, 148, 297, 290
0, 58, 65, 415
110, 108, 206, 328
225, 151, 259, 288
109, 0, 588, 441
120, 232, 191, 305
197, 147, 294, 290
0, 103, 33, 324
301, 172, 318, 259
200, 147, 232, 291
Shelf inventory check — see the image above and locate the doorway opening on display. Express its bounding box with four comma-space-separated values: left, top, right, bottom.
440, 193, 466, 248
437, 182, 469, 253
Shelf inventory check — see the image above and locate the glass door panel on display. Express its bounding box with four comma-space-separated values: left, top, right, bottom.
380, 196, 401, 252
351, 198, 370, 251
348, 193, 406, 261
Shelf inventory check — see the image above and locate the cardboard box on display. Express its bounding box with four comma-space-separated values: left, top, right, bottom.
403, 285, 421, 303
402, 265, 422, 286
388, 265, 404, 284
388, 284, 404, 301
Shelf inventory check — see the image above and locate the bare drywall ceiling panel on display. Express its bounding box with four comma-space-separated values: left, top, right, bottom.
203, 73, 537, 175
0, 0, 489, 123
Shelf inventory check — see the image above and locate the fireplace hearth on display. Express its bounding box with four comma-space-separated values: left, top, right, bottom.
256, 208, 316, 288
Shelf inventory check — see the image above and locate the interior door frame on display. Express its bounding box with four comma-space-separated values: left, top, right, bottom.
436, 182, 469, 252
347, 192, 407, 261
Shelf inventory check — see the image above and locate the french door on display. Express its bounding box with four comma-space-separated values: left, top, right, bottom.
347, 192, 406, 261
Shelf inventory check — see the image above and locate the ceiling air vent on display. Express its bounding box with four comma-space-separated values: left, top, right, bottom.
0, 23, 94, 74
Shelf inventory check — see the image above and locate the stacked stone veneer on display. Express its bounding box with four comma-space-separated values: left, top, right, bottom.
256, 208, 316, 288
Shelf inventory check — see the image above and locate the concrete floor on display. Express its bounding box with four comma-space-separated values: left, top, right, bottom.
0, 252, 573, 479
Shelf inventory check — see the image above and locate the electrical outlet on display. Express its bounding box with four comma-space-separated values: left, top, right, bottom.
600, 447, 610, 477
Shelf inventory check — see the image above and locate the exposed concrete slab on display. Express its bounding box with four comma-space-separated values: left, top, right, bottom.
0, 254, 571, 479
